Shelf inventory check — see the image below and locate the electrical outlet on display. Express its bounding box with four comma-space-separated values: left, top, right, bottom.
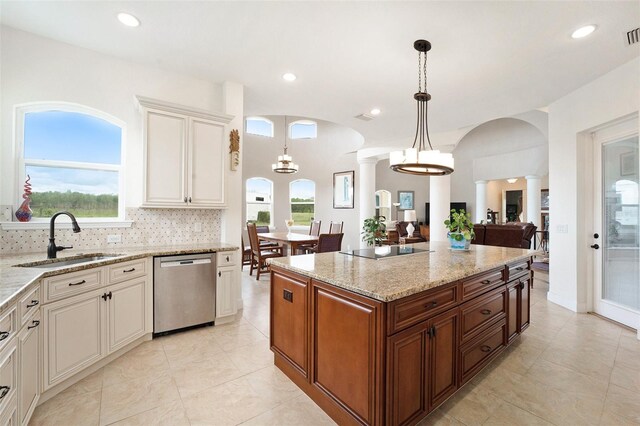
107, 234, 122, 243
194, 223, 202, 232
556, 224, 568, 234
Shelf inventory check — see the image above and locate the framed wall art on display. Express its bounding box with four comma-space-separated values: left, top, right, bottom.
398, 190, 414, 210
333, 170, 354, 209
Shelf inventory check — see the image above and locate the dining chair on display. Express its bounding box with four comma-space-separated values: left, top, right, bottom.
299, 220, 322, 253
329, 221, 343, 234
308, 233, 344, 253
247, 222, 283, 280
241, 235, 252, 270
256, 225, 278, 248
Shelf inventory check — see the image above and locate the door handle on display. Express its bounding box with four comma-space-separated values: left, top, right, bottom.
590, 244, 600, 250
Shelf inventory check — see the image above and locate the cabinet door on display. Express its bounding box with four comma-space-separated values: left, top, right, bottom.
0, 342, 17, 416
428, 309, 458, 410
18, 313, 39, 425
216, 266, 237, 320
386, 322, 428, 426
520, 277, 531, 332
506, 281, 519, 342
270, 269, 308, 378
188, 118, 226, 206
44, 293, 104, 390
107, 280, 146, 354
144, 110, 188, 206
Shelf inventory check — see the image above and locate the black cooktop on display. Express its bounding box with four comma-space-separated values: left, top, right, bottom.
340, 246, 431, 260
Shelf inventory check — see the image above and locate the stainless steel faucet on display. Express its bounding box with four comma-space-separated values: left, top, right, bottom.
47, 211, 82, 259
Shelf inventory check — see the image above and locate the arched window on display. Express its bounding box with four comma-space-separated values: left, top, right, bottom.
17, 103, 124, 220
246, 177, 273, 226
289, 120, 317, 139
290, 179, 315, 225
245, 117, 274, 137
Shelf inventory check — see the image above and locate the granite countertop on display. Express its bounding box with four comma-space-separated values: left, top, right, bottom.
0, 243, 238, 312
268, 241, 537, 302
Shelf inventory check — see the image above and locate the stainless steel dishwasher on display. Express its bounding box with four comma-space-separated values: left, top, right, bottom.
153, 253, 216, 335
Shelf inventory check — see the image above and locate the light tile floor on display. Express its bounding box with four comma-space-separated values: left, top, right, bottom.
31, 268, 640, 425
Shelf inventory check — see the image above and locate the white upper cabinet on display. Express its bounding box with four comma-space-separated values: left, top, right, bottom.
137, 96, 233, 208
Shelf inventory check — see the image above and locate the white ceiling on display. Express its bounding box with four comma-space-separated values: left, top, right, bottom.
1, 1, 639, 149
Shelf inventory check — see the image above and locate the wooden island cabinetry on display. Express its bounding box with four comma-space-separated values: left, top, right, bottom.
270, 252, 533, 426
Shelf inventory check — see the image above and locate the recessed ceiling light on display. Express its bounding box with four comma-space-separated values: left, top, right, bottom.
370, 108, 381, 115
282, 73, 297, 82
571, 25, 596, 39
117, 12, 140, 27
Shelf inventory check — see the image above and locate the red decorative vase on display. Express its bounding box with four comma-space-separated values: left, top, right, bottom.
15, 175, 33, 222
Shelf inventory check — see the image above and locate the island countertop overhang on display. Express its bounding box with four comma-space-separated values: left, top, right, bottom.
268, 241, 537, 302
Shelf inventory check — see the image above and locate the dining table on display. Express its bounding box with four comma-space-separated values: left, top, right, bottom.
258, 232, 319, 255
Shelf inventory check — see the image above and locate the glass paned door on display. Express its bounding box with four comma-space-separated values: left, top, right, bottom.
594, 118, 639, 330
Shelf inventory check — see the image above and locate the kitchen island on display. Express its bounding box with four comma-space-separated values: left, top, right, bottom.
268, 241, 534, 426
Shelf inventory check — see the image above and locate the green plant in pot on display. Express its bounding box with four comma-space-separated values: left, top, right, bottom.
362, 216, 387, 247
444, 209, 475, 250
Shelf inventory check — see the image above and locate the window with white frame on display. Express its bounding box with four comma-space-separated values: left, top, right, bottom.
246, 177, 273, 226
17, 104, 124, 220
290, 179, 315, 226
289, 120, 317, 139
245, 117, 274, 137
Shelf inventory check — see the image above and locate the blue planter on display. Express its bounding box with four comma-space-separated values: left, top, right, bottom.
448, 232, 470, 250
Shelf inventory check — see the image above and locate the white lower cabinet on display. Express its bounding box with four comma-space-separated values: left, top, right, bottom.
18, 312, 39, 425
0, 341, 17, 420
216, 266, 237, 320
107, 279, 146, 354
0, 394, 16, 426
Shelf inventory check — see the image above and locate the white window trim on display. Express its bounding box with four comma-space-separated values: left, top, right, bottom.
245, 116, 274, 138
289, 120, 317, 139
246, 177, 274, 227
14, 102, 127, 223
289, 179, 315, 226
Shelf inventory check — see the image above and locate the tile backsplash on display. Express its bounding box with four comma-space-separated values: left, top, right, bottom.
0, 208, 223, 254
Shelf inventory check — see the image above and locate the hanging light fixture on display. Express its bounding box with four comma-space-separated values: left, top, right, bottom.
389, 40, 454, 176
272, 116, 299, 174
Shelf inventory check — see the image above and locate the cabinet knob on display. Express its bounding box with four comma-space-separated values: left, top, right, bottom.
184, 197, 188, 203
0, 386, 9, 400
27, 320, 40, 330
188, 197, 192, 203
218, 271, 222, 277
226, 256, 230, 262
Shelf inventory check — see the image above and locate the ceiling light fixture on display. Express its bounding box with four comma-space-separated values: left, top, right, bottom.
389, 40, 454, 176
282, 73, 297, 82
272, 116, 299, 174
117, 12, 140, 27
507, 178, 518, 184
571, 25, 596, 39
370, 108, 381, 115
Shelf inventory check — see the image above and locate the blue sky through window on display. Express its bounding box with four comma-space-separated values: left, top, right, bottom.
290, 122, 316, 139
291, 180, 315, 200
245, 118, 273, 137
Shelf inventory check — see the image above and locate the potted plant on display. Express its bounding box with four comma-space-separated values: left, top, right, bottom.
362, 216, 387, 247
444, 209, 475, 250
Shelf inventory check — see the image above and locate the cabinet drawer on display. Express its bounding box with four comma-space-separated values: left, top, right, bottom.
507, 259, 530, 281
18, 285, 40, 328
388, 283, 458, 334
44, 269, 102, 303
461, 268, 505, 301
460, 287, 506, 342
0, 393, 16, 426
0, 342, 17, 415
460, 320, 506, 384
217, 251, 237, 267
0, 308, 16, 354
107, 259, 146, 285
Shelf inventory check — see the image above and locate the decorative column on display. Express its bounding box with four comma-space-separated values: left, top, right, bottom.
358, 158, 378, 249
526, 175, 541, 229
475, 180, 488, 224
429, 175, 451, 242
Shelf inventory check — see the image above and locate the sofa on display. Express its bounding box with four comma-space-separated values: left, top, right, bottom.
472, 222, 537, 249
385, 222, 429, 244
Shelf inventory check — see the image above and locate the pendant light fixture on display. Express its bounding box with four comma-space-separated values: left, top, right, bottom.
389, 40, 454, 176
272, 116, 299, 174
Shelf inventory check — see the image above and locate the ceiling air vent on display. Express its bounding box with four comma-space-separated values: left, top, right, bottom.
627, 27, 640, 45
355, 113, 374, 121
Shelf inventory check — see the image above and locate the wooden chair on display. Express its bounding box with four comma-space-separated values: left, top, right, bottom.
299, 220, 322, 254
241, 235, 251, 270
308, 233, 344, 253
329, 221, 343, 234
256, 225, 278, 248
247, 222, 283, 280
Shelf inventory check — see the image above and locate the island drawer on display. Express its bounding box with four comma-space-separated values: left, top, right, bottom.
217, 251, 237, 267
44, 269, 103, 303
0, 307, 16, 353
459, 319, 506, 384
0, 341, 17, 415
107, 259, 147, 284
461, 268, 504, 301
388, 283, 459, 335
507, 259, 530, 281
460, 287, 506, 343
18, 284, 40, 327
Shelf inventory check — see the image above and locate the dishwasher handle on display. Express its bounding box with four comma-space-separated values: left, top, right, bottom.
160, 259, 212, 268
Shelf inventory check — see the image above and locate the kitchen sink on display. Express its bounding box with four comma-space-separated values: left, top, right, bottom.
15, 254, 122, 268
